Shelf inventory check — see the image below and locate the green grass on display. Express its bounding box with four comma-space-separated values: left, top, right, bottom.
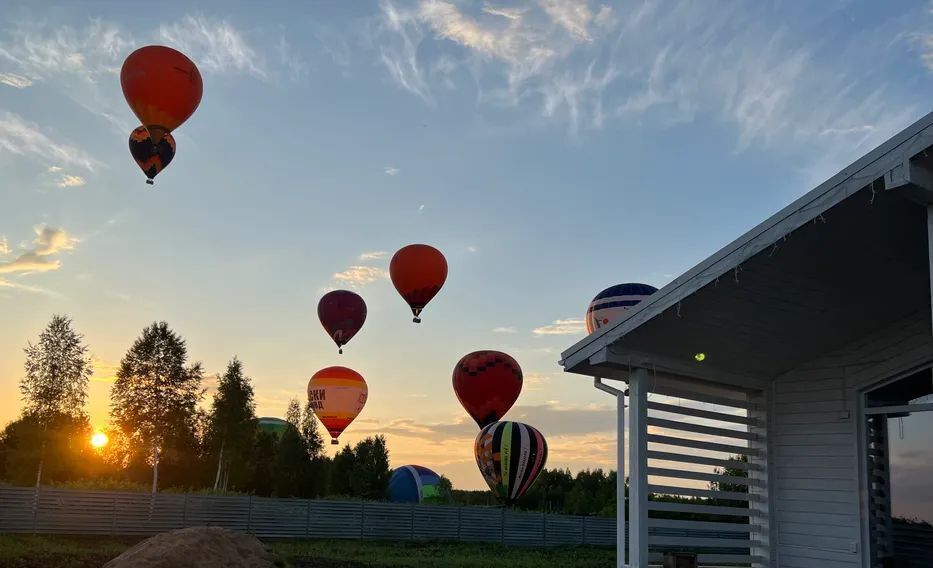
272, 539, 615, 567
0, 534, 615, 568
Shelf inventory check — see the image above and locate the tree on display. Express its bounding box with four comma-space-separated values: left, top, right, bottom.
110, 322, 203, 493
273, 423, 310, 497
301, 401, 324, 460
207, 358, 257, 491
285, 398, 302, 429
350, 436, 390, 499
329, 443, 355, 496
19, 315, 93, 487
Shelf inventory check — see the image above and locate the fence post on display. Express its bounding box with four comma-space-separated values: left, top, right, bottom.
31, 487, 39, 535
182, 494, 188, 528
500, 507, 506, 545
582, 516, 587, 546
360, 502, 366, 540
542, 511, 547, 547
410, 503, 416, 541
246, 495, 253, 533
111, 496, 117, 536
457, 505, 462, 542
305, 499, 312, 538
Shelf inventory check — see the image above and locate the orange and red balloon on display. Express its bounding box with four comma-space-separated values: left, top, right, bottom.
307, 366, 368, 445
390, 244, 447, 323
121, 45, 203, 143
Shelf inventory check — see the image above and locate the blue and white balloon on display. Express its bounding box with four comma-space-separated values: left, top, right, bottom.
586, 283, 657, 333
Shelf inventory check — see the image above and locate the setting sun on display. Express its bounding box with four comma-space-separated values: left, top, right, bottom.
90, 432, 108, 449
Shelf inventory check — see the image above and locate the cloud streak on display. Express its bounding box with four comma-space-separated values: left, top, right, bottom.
158, 15, 271, 79
0, 72, 32, 88
532, 318, 585, 336
333, 265, 389, 286
0, 111, 100, 172
0, 225, 78, 275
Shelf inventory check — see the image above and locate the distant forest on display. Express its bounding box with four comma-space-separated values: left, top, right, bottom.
2, 315, 755, 518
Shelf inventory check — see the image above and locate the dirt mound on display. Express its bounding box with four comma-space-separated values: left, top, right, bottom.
102, 527, 281, 568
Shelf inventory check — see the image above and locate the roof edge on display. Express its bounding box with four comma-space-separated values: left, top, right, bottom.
562, 111, 933, 373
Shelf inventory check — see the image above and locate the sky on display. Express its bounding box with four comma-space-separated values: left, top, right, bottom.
1, 1, 932, 493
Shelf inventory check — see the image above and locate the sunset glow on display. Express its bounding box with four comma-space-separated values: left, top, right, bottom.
90, 432, 108, 449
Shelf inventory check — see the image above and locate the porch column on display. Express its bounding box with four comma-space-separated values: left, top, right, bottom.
593, 376, 626, 568
628, 367, 649, 568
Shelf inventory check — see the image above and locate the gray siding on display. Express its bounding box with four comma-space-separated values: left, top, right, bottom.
771, 312, 933, 568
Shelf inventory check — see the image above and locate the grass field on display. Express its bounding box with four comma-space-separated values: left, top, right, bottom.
0, 534, 615, 567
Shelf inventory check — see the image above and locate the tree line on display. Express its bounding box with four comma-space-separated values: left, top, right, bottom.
0, 316, 390, 499
1, 315, 748, 517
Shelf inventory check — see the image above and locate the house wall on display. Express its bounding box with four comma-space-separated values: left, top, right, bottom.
770, 312, 933, 568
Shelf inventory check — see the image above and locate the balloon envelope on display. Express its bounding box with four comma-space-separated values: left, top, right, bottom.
453, 350, 522, 428
474, 421, 547, 503
388, 465, 446, 504
586, 283, 658, 334
121, 45, 203, 141
307, 366, 367, 444
389, 244, 447, 323
257, 417, 288, 439
317, 290, 367, 353
129, 126, 175, 184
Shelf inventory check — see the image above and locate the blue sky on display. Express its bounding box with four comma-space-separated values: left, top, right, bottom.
1, 1, 932, 492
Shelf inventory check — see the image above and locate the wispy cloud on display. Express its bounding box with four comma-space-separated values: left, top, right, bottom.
158, 15, 270, 80
466, 245, 477, 253
359, 251, 389, 261
55, 174, 86, 188
0, 225, 78, 275
532, 318, 585, 336
90, 356, 118, 383
492, 326, 516, 333
0, 71, 32, 88
374, 0, 925, 160
0, 111, 100, 171
0, 237, 8, 256
418, 204, 425, 213
333, 265, 389, 286
0, 278, 59, 296
384, 166, 400, 176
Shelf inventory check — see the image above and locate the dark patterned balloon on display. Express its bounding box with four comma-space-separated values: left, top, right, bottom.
317, 290, 367, 354
128, 125, 175, 185
453, 350, 522, 428
474, 421, 548, 503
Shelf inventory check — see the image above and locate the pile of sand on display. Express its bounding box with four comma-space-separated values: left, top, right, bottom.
103, 526, 281, 568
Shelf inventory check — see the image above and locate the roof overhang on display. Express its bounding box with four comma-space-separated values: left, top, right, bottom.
562, 112, 933, 385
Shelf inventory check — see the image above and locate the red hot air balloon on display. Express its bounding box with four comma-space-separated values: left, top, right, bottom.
453, 350, 523, 428
128, 126, 175, 185
121, 46, 203, 143
390, 244, 447, 323
318, 290, 367, 354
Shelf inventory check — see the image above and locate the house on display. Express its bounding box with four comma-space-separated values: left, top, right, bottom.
561, 112, 933, 568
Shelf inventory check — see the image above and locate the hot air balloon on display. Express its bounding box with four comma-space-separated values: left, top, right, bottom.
121, 45, 203, 142
257, 417, 288, 439
307, 366, 367, 445
318, 290, 367, 354
389, 244, 447, 323
474, 421, 547, 503
388, 465, 447, 504
129, 126, 175, 185
453, 350, 522, 428
586, 282, 658, 334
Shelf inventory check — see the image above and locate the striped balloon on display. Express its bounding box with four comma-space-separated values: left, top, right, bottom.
474, 421, 548, 503
307, 366, 368, 445
586, 282, 658, 334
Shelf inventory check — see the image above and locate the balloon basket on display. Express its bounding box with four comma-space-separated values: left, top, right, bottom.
145, 179, 154, 185
338, 348, 343, 354
412, 317, 421, 324
331, 439, 338, 445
